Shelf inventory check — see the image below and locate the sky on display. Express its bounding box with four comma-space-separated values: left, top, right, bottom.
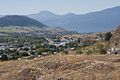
0, 0, 120, 15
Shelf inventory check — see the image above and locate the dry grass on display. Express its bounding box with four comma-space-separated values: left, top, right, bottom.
0, 27, 35, 33
0, 54, 120, 80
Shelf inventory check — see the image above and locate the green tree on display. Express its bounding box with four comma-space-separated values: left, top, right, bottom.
104, 32, 112, 41
0, 54, 8, 61
0, 50, 4, 55
4, 48, 11, 54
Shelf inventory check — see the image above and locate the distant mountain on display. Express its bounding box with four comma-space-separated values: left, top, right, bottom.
0, 15, 47, 28
28, 11, 61, 22
0, 15, 77, 35
28, 6, 120, 33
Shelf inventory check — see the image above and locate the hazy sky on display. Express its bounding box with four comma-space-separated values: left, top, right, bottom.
0, 0, 120, 15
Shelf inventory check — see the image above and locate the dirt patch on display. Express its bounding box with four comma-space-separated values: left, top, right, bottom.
44, 61, 64, 69
110, 58, 120, 62
16, 68, 43, 80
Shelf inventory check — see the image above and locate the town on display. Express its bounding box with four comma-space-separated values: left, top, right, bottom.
0, 31, 117, 61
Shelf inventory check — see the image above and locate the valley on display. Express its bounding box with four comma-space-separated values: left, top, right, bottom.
0, 4, 120, 80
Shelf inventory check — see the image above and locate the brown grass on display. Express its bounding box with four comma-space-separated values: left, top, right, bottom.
0, 54, 120, 80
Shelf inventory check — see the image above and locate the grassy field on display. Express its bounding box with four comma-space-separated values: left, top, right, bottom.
0, 54, 120, 80
0, 27, 34, 33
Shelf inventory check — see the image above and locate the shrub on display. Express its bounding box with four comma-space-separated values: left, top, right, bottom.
76, 50, 83, 54
86, 50, 93, 55
80, 41, 108, 55
36, 48, 49, 55
23, 47, 29, 51
10, 52, 20, 60
63, 50, 68, 55
98, 48, 107, 54
19, 51, 29, 57
93, 41, 108, 54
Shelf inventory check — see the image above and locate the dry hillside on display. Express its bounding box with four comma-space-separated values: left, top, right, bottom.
0, 54, 120, 80
110, 25, 120, 48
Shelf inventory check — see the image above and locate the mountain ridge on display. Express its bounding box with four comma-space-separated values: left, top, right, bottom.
28, 6, 120, 33
28, 11, 61, 22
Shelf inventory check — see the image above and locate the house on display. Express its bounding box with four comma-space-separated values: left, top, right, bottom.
0, 43, 8, 50
28, 50, 36, 56
107, 48, 120, 54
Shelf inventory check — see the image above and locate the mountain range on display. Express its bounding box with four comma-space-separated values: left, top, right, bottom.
28, 6, 120, 33
0, 15, 76, 35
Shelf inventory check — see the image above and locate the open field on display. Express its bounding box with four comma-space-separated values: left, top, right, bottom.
0, 27, 34, 33
0, 54, 120, 80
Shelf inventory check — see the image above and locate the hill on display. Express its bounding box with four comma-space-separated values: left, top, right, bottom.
110, 25, 120, 48
0, 54, 120, 80
28, 6, 120, 33
0, 15, 47, 28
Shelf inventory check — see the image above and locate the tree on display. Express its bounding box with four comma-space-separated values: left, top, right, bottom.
4, 48, 11, 54
104, 32, 112, 41
78, 38, 81, 43
0, 50, 4, 55
0, 54, 8, 61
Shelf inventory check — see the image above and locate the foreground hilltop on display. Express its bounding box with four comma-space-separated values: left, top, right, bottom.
0, 54, 120, 80
0, 15, 47, 28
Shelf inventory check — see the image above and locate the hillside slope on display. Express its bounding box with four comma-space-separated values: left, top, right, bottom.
110, 25, 120, 48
